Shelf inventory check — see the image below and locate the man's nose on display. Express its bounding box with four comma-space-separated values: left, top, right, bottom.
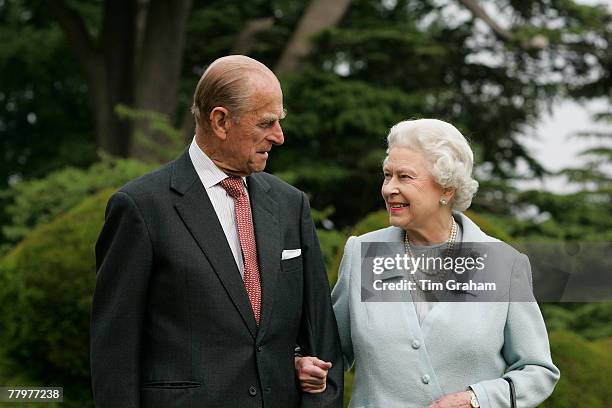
268, 122, 284, 146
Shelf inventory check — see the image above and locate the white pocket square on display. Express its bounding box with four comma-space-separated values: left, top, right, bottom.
281, 249, 301, 260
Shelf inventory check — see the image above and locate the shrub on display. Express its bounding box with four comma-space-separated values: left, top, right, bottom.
1, 156, 154, 250
541, 330, 612, 407
0, 189, 114, 407
541, 303, 612, 340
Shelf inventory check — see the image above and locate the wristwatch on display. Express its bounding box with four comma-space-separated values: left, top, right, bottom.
467, 389, 480, 408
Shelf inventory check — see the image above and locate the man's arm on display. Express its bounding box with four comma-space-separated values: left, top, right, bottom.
297, 235, 356, 395
91, 191, 153, 408
297, 192, 344, 407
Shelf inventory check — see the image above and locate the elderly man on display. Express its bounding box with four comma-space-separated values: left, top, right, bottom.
91, 55, 343, 408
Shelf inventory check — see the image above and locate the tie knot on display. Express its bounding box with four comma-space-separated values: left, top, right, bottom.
220, 177, 246, 199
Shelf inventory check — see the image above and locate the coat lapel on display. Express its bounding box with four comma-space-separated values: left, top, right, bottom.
247, 174, 281, 339
170, 151, 258, 338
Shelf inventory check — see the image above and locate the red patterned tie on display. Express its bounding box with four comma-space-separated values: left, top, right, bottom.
220, 177, 262, 324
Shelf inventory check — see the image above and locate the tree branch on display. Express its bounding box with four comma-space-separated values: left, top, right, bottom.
231, 17, 275, 55
48, 0, 101, 79
458, 0, 513, 42
458, 0, 548, 49
275, 0, 350, 74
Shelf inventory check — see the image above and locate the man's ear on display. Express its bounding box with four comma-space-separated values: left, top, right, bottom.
209, 107, 230, 140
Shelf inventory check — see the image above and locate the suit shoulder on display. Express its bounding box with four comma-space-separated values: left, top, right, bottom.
254, 172, 304, 197
116, 161, 173, 201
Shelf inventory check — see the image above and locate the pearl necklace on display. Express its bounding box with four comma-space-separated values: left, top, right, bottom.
404, 218, 458, 286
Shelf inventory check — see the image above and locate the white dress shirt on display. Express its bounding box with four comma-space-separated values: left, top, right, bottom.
189, 138, 247, 277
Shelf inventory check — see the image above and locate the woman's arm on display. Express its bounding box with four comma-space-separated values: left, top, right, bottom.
331, 236, 356, 368
469, 254, 560, 408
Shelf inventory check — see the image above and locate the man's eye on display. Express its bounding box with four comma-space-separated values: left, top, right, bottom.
400, 174, 413, 179
259, 121, 275, 128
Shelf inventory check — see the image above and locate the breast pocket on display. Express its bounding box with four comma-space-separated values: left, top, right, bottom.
276, 256, 303, 323
281, 256, 303, 273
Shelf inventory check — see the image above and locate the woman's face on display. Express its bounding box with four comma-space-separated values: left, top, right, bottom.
381, 147, 446, 232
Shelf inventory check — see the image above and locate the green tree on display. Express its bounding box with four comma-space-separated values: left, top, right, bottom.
270, 0, 611, 227
480, 109, 612, 241
47, 0, 193, 158
0, 189, 113, 408
0, 1, 96, 187
0, 155, 154, 252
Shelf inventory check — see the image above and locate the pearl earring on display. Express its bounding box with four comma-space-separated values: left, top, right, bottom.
439, 198, 448, 206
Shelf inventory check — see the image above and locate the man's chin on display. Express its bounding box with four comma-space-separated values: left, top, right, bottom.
249, 161, 268, 173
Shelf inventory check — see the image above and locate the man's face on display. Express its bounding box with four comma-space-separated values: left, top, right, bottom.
216, 77, 285, 176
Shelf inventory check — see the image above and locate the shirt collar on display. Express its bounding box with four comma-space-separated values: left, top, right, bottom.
188, 137, 247, 189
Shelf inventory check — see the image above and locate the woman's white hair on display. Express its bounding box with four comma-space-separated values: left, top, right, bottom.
385, 118, 479, 211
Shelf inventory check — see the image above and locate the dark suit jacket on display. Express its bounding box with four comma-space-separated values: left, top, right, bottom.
91, 150, 343, 407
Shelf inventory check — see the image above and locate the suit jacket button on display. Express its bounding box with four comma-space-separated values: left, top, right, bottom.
248, 386, 257, 396
257, 345, 263, 352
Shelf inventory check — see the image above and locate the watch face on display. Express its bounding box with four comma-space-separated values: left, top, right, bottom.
469, 392, 480, 407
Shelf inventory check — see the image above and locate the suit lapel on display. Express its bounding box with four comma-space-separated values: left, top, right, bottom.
171, 151, 258, 338
247, 174, 281, 339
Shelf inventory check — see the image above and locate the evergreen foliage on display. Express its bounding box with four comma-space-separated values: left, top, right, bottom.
540, 330, 612, 408
0, 156, 154, 253
0, 0, 96, 187
542, 303, 612, 340
0, 189, 113, 408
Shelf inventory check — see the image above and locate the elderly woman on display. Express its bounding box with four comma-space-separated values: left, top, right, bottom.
297, 119, 559, 407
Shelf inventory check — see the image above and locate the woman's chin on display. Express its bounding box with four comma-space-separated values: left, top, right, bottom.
388, 216, 408, 230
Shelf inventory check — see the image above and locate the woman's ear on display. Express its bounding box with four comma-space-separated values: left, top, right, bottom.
209, 107, 230, 140
442, 187, 456, 203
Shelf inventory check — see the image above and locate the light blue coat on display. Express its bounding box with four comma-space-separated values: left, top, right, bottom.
332, 212, 560, 408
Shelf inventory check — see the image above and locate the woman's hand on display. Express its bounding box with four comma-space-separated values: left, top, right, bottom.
428, 391, 472, 408
294, 356, 332, 393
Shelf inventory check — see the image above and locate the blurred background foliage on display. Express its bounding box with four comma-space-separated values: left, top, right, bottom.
0, 0, 610, 406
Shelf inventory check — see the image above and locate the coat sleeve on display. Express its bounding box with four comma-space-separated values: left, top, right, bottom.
91, 191, 153, 408
297, 192, 344, 408
331, 236, 356, 369
469, 254, 560, 408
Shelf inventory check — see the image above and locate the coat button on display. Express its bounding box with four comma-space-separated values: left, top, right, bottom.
411, 339, 421, 349
421, 374, 430, 384
248, 386, 257, 396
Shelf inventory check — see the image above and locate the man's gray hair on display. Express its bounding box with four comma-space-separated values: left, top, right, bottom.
385, 118, 479, 211
191, 55, 278, 132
